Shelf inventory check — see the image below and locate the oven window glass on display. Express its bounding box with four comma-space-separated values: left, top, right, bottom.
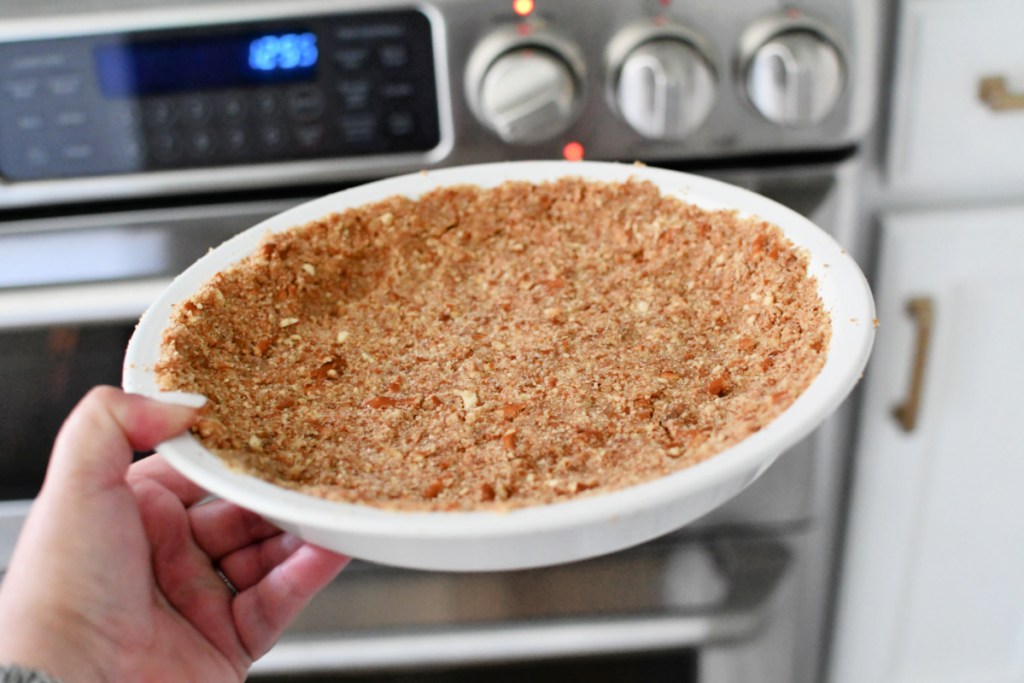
250, 649, 698, 682
0, 323, 135, 500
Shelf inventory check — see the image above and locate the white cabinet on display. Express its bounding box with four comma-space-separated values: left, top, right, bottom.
830, 204, 1024, 682
888, 0, 1024, 199
830, 0, 1024, 676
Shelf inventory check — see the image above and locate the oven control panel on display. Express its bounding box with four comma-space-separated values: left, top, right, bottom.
0, 0, 880, 209
0, 9, 440, 181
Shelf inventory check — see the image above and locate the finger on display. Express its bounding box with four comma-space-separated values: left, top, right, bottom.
188, 498, 281, 560
135, 478, 248, 663
142, 390, 210, 410
234, 544, 350, 660
128, 454, 209, 508
217, 533, 304, 593
46, 386, 200, 496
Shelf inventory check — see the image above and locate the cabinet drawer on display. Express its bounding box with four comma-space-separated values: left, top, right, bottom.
829, 202, 1024, 683
888, 0, 1024, 197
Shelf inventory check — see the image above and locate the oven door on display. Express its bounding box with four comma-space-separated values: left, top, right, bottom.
0, 158, 862, 683
248, 532, 788, 682
0, 198, 298, 565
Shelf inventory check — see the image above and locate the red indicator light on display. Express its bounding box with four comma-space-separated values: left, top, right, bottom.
562, 141, 585, 162
513, 0, 535, 17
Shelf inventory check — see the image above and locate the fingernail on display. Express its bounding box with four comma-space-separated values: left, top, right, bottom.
149, 391, 208, 409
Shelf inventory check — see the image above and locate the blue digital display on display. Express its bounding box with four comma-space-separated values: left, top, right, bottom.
96, 29, 318, 97
248, 33, 318, 72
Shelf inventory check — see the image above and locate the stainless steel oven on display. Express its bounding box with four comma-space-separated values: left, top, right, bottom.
0, 0, 882, 680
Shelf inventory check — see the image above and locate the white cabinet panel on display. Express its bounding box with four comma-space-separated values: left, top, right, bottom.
888, 0, 1024, 198
829, 204, 1024, 683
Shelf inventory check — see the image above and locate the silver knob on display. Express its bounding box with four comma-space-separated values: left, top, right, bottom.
740, 22, 845, 127
606, 24, 717, 140
466, 27, 585, 145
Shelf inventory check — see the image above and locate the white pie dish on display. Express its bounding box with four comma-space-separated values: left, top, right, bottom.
123, 160, 874, 572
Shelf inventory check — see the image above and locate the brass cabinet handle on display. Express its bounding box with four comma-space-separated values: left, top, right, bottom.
978, 76, 1024, 112
892, 297, 934, 432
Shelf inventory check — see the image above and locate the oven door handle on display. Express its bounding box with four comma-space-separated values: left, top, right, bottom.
254, 612, 766, 676
0, 278, 170, 329
250, 536, 789, 677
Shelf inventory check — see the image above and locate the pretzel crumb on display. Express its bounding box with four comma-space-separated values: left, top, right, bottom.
155, 178, 830, 511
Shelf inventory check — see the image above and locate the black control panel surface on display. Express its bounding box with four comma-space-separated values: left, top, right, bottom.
0, 9, 440, 180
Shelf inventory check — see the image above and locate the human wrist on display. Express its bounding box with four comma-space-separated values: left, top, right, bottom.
0, 608, 109, 683
0, 641, 106, 683
0, 663, 66, 683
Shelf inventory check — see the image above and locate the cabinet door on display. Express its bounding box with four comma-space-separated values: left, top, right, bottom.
888, 0, 1024, 199
829, 204, 1024, 683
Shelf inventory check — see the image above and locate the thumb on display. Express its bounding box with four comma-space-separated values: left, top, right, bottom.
45, 386, 204, 496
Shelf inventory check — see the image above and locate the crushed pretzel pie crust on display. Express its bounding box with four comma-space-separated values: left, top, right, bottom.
155, 178, 830, 511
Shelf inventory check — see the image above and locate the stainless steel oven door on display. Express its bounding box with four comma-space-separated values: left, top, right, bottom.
0, 157, 865, 683
0, 198, 299, 566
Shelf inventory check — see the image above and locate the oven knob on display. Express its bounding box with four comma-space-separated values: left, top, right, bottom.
606, 24, 717, 140
739, 16, 845, 127
465, 26, 585, 144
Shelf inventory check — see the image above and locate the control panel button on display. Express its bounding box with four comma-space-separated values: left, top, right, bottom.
338, 114, 377, 144
46, 73, 83, 97
465, 25, 585, 145
117, 139, 143, 164
145, 100, 176, 126
333, 46, 369, 71
61, 143, 94, 161
15, 114, 45, 131
24, 145, 50, 167
259, 124, 287, 149
254, 92, 280, 117
3, 79, 41, 101
379, 43, 409, 68
188, 130, 215, 156
110, 105, 137, 128
224, 128, 247, 153
182, 96, 212, 124
294, 123, 325, 148
149, 132, 180, 161
220, 94, 246, 120
287, 86, 326, 121
387, 111, 415, 136
337, 79, 372, 110
55, 110, 88, 127
382, 82, 414, 99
